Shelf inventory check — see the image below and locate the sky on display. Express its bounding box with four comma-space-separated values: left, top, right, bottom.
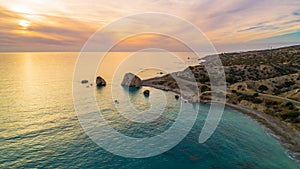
0, 0, 299, 52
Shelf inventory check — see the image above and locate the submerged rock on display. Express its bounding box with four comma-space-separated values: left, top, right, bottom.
96, 76, 106, 87
121, 73, 142, 88
81, 80, 88, 84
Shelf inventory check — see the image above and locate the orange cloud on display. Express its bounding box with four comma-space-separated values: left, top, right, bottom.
111, 34, 194, 52
0, 5, 101, 51
0, 0, 299, 52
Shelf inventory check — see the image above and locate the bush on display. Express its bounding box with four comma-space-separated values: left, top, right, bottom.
252, 98, 263, 104
285, 102, 293, 107
273, 89, 281, 95
200, 85, 211, 93
265, 100, 278, 106
253, 93, 259, 97
238, 94, 263, 104
226, 76, 237, 84
199, 74, 210, 83
280, 111, 300, 120
283, 81, 295, 88
285, 102, 295, 110
258, 85, 269, 91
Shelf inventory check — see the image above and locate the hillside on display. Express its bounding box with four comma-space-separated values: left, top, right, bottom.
141, 45, 300, 159
142, 45, 300, 130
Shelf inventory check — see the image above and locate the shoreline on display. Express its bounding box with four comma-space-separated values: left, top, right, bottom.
142, 83, 300, 162
219, 102, 300, 161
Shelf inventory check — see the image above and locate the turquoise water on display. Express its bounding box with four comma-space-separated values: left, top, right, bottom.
0, 52, 299, 168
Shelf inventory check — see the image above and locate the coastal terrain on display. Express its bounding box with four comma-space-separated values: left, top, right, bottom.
129, 45, 300, 160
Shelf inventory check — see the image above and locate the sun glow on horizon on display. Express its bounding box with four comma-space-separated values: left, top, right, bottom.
19, 20, 31, 29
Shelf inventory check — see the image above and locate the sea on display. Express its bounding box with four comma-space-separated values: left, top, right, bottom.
0, 52, 299, 168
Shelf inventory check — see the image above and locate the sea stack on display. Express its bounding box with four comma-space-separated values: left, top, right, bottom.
121, 73, 142, 88
96, 76, 106, 87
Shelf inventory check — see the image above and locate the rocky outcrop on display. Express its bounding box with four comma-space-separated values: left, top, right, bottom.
121, 73, 142, 88
96, 76, 106, 87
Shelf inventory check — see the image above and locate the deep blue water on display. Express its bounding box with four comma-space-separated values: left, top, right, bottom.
0, 52, 299, 168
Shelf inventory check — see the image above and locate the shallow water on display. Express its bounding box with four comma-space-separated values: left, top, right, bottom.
0, 52, 299, 168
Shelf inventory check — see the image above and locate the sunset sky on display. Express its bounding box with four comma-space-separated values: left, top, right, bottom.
0, 0, 299, 52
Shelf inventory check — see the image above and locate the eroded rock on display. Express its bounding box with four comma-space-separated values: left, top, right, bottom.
121, 73, 142, 88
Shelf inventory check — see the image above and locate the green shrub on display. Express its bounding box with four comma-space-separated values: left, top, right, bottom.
238, 94, 263, 104
258, 85, 269, 91
200, 85, 211, 93
273, 89, 281, 95
265, 100, 278, 106
283, 81, 295, 87
285, 102, 293, 107
280, 111, 300, 120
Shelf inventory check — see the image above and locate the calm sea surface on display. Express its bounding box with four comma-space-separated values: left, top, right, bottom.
0, 52, 299, 168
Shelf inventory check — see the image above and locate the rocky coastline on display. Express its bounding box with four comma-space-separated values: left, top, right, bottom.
131, 45, 300, 161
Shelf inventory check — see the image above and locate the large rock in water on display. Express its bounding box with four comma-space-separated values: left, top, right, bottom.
121, 73, 142, 88
96, 76, 106, 87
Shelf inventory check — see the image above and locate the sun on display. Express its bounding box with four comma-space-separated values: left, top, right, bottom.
19, 20, 31, 29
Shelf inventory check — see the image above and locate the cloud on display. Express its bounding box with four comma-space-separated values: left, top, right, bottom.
292, 11, 300, 16
110, 34, 194, 52
0, 5, 100, 51
238, 25, 280, 32
0, 0, 299, 52
184, 0, 300, 44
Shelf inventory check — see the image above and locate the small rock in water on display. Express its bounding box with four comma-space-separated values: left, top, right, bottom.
96, 76, 106, 87
175, 95, 180, 100
81, 80, 88, 84
143, 90, 150, 97
114, 100, 119, 104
